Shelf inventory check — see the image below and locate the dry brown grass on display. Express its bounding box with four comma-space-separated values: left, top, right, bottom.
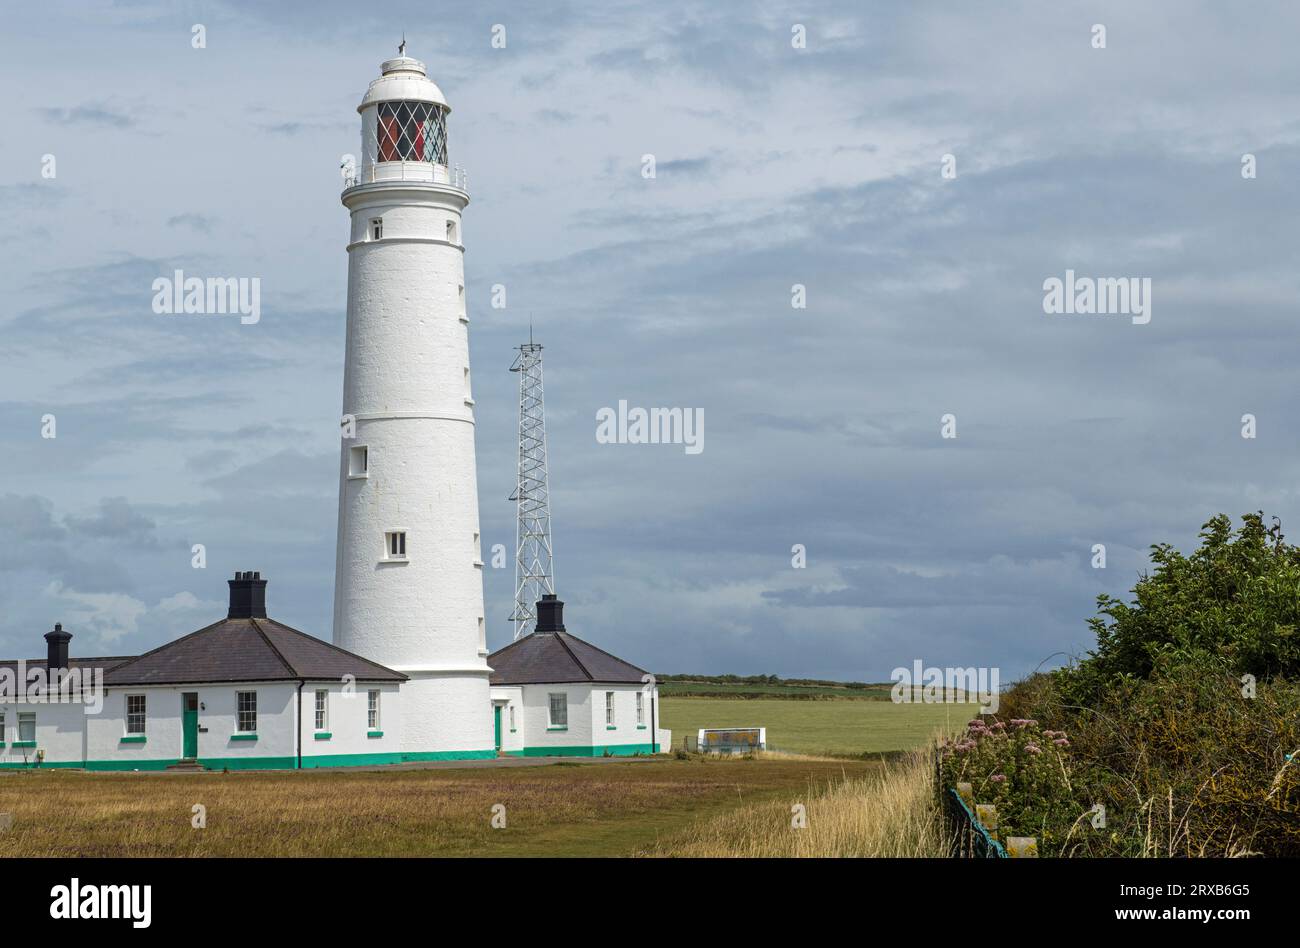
0, 756, 881, 857
642, 749, 943, 857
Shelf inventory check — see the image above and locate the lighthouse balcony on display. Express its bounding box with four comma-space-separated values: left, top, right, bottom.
344, 161, 467, 194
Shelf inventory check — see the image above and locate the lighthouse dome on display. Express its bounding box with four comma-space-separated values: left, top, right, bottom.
358, 55, 450, 113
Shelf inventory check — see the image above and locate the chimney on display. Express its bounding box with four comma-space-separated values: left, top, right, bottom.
535, 594, 565, 633
228, 571, 268, 619
45, 622, 72, 671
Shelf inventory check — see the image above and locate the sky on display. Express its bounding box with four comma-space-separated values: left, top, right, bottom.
1, 1, 1299, 683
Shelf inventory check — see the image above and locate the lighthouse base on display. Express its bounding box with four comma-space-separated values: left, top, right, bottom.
396, 670, 495, 758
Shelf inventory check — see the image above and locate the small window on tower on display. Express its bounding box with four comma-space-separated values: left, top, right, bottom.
349, 445, 369, 479
370, 218, 383, 240
384, 531, 408, 561
446, 220, 458, 244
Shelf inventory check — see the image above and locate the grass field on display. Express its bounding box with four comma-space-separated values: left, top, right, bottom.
0, 756, 882, 857
660, 696, 978, 756
648, 750, 942, 857
658, 680, 894, 699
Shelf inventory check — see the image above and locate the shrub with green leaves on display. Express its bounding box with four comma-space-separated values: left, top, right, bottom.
951, 513, 1300, 857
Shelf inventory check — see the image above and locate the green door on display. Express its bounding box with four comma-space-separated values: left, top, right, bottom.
493, 705, 502, 751
182, 692, 199, 759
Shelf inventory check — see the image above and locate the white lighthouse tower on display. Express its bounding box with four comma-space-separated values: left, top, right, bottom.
332, 46, 493, 759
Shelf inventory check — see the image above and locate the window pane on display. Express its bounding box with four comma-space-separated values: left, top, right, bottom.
376, 101, 448, 165
237, 691, 257, 732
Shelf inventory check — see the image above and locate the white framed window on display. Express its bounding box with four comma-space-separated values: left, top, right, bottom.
384, 531, 407, 561
478, 617, 486, 651
605, 691, 616, 726
126, 694, 146, 734
0, 711, 5, 741
370, 218, 383, 240
547, 693, 567, 728
508, 704, 515, 730
368, 690, 380, 730
636, 691, 645, 726
18, 711, 36, 743
446, 219, 458, 243
236, 691, 257, 733
458, 285, 467, 323
463, 367, 472, 401
349, 445, 369, 478
315, 689, 328, 731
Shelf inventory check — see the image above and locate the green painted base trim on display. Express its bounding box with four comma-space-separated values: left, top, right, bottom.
508, 743, 657, 758
367, 730, 384, 738
299, 748, 497, 768
230, 734, 258, 742
606, 725, 617, 730
546, 726, 567, 732
0, 755, 297, 772
636, 725, 647, 729
13, 741, 36, 748
314, 732, 332, 740
119, 735, 147, 744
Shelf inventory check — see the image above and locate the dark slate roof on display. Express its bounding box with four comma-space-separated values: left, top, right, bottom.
488, 631, 647, 685
0, 656, 134, 674
101, 617, 406, 686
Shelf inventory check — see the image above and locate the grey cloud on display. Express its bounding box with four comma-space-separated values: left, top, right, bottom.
36, 104, 135, 127
167, 213, 216, 233
65, 497, 158, 546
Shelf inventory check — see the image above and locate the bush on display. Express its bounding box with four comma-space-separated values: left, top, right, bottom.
1065, 512, 1300, 707
991, 659, 1300, 856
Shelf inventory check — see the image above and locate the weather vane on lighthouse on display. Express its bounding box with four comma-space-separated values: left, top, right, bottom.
398, 34, 406, 56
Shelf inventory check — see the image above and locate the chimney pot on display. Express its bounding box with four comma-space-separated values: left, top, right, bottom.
228, 571, 269, 619
45, 622, 72, 671
535, 594, 565, 633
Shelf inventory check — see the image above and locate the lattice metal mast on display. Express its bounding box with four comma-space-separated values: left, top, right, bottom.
509, 331, 555, 639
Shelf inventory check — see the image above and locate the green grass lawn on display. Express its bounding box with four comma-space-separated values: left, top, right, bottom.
661, 696, 979, 756
0, 756, 881, 857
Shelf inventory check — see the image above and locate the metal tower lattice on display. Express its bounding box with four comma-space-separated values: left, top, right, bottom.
509, 335, 555, 639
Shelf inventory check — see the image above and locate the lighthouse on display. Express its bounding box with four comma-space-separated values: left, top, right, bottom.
332, 47, 494, 759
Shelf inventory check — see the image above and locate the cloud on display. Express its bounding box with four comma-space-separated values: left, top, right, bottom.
65, 497, 158, 547
4, 2, 1300, 681
167, 213, 215, 233
35, 103, 135, 127
43, 581, 147, 646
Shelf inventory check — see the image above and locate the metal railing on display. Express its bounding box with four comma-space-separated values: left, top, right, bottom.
342, 162, 468, 192
935, 748, 1009, 858
944, 787, 1008, 858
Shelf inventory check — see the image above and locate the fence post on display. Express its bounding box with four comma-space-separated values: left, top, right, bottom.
975, 803, 998, 840
1006, 837, 1038, 858
956, 782, 974, 807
